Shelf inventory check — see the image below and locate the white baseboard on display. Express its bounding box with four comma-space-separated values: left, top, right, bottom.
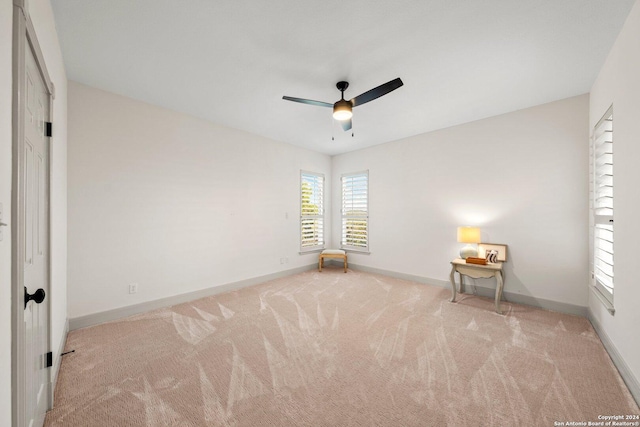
69, 264, 317, 331
346, 262, 589, 317
49, 317, 68, 408
588, 310, 640, 406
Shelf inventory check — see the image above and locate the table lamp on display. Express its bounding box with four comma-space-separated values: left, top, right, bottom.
457, 226, 480, 259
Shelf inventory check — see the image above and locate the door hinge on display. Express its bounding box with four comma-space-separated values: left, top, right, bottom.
45, 122, 52, 137
46, 351, 53, 368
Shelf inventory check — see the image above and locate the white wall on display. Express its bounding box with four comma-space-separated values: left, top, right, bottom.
332, 94, 589, 308
589, 0, 640, 391
1, 1, 14, 424
0, 0, 68, 423
67, 81, 331, 319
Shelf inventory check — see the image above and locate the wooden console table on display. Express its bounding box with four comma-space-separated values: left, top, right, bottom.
449, 258, 504, 314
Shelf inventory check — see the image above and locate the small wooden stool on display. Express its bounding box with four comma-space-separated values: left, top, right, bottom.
319, 249, 348, 273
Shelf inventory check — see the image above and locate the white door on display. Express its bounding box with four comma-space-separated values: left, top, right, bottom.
22, 38, 51, 427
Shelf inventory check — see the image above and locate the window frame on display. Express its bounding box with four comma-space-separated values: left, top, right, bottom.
300, 171, 325, 253
340, 170, 369, 253
590, 105, 614, 312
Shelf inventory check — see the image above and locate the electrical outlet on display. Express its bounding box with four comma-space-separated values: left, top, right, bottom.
129, 283, 138, 294
280, 258, 285, 264
285, 257, 289, 264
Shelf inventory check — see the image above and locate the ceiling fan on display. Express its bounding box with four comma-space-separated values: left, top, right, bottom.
283, 78, 404, 131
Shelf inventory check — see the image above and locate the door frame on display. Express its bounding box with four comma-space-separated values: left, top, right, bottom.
11, 1, 56, 426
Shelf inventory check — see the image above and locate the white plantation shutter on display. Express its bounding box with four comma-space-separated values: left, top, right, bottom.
591, 106, 614, 304
300, 172, 324, 251
341, 172, 368, 251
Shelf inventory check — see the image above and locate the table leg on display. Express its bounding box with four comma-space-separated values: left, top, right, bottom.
449, 265, 457, 302
495, 271, 504, 314
318, 256, 322, 272
459, 272, 465, 294
343, 256, 347, 273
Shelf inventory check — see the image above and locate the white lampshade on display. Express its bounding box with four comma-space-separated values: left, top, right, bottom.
457, 226, 481, 243
457, 226, 481, 259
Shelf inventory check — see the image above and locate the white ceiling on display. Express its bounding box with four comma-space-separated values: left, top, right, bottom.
51, 0, 635, 156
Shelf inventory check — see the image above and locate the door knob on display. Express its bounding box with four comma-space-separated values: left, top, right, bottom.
24, 286, 45, 309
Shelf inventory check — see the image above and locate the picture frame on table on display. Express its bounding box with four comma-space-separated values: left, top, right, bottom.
478, 243, 508, 262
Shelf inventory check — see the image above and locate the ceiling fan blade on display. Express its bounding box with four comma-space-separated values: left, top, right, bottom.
350, 78, 404, 107
282, 96, 333, 108
339, 119, 352, 132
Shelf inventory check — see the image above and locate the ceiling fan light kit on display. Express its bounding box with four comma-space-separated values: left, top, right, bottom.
333, 99, 353, 121
283, 78, 403, 132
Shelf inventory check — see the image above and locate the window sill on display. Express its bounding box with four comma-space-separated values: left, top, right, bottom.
591, 286, 615, 315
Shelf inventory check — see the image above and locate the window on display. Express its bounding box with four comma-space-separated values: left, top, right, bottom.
591, 106, 614, 307
341, 171, 368, 251
300, 172, 324, 251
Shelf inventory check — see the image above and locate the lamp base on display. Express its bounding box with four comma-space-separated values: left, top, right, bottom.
460, 244, 478, 259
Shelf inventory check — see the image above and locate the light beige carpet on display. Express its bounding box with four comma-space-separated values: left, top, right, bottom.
46, 267, 639, 426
